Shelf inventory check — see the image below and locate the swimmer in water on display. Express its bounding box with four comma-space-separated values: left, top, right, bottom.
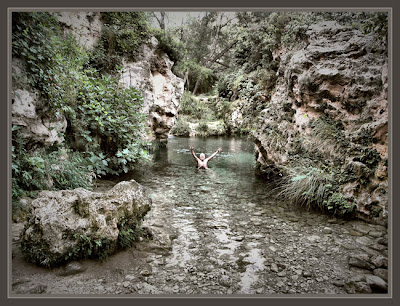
190, 146, 222, 169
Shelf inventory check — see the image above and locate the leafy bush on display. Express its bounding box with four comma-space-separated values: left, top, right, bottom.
324, 192, 356, 217
171, 117, 191, 136
196, 120, 210, 137
153, 28, 186, 63
12, 12, 151, 203
68, 69, 150, 174
178, 91, 216, 121
174, 60, 216, 94
87, 12, 150, 72
12, 126, 93, 201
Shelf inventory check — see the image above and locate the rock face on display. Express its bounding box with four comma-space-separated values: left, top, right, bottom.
53, 12, 102, 50
12, 12, 183, 148
12, 58, 67, 147
252, 21, 388, 223
119, 38, 184, 142
20, 180, 151, 267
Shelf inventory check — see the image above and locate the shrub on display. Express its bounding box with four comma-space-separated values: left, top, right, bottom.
277, 166, 334, 210
87, 12, 151, 73
12, 126, 93, 201
12, 12, 151, 204
174, 60, 216, 94
324, 192, 356, 217
152, 29, 185, 63
196, 120, 210, 137
171, 117, 191, 136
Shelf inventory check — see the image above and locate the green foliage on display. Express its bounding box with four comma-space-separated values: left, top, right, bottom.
67, 69, 150, 174
356, 147, 381, 169
278, 166, 334, 210
196, 120, 210, 136
65, 234, 115, 263
174, 60, 216, 94
12, 12, 86, 109
324, 192, 356, 217
170, 117, 191, 136
277, 164, 356, 216
88, 12, 150, 72
12, 12, 150, 203
12, 127, 93, 202
178, 91, 215, 120
153, 28, 186, 63
117, 218, 146, 249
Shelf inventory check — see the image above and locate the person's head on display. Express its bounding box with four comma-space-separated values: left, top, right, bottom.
199, 153, 206, 161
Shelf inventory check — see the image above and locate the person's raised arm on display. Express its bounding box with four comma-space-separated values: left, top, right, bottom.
206, 148, 222, 162
190, 146, 200, 162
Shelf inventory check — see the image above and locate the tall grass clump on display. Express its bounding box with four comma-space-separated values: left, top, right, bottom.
277, 166, 334, 209
277, 165, 356, 216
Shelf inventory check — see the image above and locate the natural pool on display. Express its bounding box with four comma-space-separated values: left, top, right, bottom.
11, 136, 388, 295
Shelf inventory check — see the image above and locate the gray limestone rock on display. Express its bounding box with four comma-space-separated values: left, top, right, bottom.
20, 180, 151, 267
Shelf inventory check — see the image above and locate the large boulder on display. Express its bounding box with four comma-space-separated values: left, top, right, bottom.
20, 180, 151, 267
119, 37, 184, 143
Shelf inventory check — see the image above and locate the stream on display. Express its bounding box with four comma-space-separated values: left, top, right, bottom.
11, 136, 388, 295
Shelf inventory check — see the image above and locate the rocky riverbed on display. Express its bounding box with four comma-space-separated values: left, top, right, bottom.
11, 137, 389, 296
11, 179, 388, 295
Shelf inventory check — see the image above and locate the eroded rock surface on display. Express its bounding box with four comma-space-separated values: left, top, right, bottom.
119, 38, 184, 142
20, 180, 151, 267
53, 12, 102, 50
252, 21, 388, 222
12, 58, 67, 147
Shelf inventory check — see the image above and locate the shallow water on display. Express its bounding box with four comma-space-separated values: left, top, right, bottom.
113, 136, 387, 294
123, 136, 274, 293
12, 136, 388, 295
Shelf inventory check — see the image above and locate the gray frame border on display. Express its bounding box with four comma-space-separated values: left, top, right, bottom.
2, 1, 398, 305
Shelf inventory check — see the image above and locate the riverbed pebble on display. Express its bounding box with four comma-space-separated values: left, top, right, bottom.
365, 275, 387, 292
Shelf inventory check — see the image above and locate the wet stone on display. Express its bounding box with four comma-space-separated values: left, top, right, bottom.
332, 280, 345, 287
348, 254, 375, 270
58, 262, 87, 276
356, 236, 375, 246
370, 244, 387, 252
344, 282, 372, 294
271, 263, 279, 272
307, 235, 321, 243
368, 231, 383, 238
28, 285, 47, 294
373, 269, 388, 282
370, 255, 388, 269
322, 227, 333, 234
125, 274, 135, 281
349, 230, 364, 237
140, 269, 152, 276
365, 275, 387, 292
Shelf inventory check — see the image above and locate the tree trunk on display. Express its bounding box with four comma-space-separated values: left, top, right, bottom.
153, 12, 166, 32
183, 69, 189, 90
192, 76, 202, 96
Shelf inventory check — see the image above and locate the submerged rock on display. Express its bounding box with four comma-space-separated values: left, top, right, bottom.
58, 261, 87, 276
20, 180, 151, 267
